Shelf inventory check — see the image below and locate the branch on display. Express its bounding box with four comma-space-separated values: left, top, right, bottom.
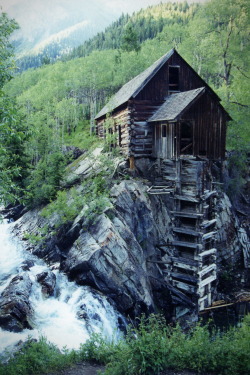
230, 101, 249, 108
236, 66, 250, 79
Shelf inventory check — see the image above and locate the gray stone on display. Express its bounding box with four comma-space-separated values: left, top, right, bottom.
0, 274, 34, 332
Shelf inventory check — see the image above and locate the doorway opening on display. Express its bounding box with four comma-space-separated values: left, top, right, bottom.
180, 121, 193, 155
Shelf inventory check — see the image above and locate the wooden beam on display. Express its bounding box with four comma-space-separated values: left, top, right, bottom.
173, 227, 202, 237
171, 240, 202, 250
174, 195, 200, 203
198, 248, 217, 258
171, 256, 198, 267
172, 280, 197, 293
199, 274, 217, 288
171, 272, 198, 284
198, 264, 216, 278
201, 219, 217, 228
171, 211, 204, 218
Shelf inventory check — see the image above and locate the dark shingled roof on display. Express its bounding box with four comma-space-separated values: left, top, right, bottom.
95, 48, 175, 119
148, 87, 205, 122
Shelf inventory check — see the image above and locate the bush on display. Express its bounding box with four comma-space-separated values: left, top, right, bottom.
0, 337, 77, 375
0, 315, 249, 375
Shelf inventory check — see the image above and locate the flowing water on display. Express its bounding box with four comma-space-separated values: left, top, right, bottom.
0, 220, 123, 352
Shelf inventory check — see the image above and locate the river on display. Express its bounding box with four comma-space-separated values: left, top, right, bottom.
0, 220, 122, 352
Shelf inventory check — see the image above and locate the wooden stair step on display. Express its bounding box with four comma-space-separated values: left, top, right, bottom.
173, 227, 202, 237
173, 195, 200, 203
171, 271, 198, 284
201, 219, 217, 228
171, 211, 204, 218
171, 240, 203, 250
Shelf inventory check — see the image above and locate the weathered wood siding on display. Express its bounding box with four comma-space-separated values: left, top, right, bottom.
130, 100, 161, 157
96, 50, 227, 160
96, 104, 132, 156
181, 94, 227, 159
152, 122, 176, 159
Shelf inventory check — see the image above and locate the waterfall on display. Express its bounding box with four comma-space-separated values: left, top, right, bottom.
0, 221, 123, 352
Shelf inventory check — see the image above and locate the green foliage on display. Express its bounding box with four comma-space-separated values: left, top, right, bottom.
25, 152, 66, 207
0, 315, 249, 375
41, 153, 115, 228
0, 12, 19, 88
103, 314, 250, 375
0, 337, 77, 375
23, 232, 43, 245
0, 12, 30, 205
41, 188, 83, 228
226, 151, 248, 198
121, 24, 141, 53
2, 0, 249, 205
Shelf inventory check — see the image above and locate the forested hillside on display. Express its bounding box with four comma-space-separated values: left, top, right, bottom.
1, 0, 249, 208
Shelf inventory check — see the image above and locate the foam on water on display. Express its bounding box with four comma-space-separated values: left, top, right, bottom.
0, 221, 123, 352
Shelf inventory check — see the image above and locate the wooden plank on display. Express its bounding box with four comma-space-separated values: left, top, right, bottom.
201, 190, 217, 200
198, 264, 216, 278
173, 227, 202, 237
174, 195, 199, 203
168, 286, 195, 307
172, 261, 197, 272
198, 248, 217, 258
199, 274, 217, 288
171, 272, 198, 284
201, 219, 217, 228
171, 240, 202, 250
171, 211, 204, 218
171, 256, 198, 267
172, 280, 197, 293
202, 231, 217, 240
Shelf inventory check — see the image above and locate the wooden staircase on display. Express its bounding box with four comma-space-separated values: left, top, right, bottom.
148, 158, 218, 312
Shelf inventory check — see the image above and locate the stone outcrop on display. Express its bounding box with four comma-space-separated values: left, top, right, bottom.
36, 270, 56, 297
10, 153, 249, 320
13, 180, 173, 318
0, 274, 34, 332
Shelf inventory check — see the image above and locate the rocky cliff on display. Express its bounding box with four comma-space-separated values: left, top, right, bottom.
4, 149, 250, 328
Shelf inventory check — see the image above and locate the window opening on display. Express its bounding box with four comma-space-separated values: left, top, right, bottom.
169, 66, 179, 92
118, 125, 122, 147
162, 125, 167, 137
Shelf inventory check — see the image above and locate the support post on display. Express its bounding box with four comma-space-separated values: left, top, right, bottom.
129, 155, 135, 170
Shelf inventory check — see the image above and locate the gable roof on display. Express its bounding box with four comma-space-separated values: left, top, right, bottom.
95, 48, 175, 119
148, 87, 205, 122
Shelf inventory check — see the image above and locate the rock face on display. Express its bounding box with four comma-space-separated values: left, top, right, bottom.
13, 180, 173, 318
11, 156, 249, 320
36, 270, 56, 297
0, 274, 34, 332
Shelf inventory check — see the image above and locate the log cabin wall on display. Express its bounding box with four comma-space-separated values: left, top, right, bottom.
96, 104, 133, 157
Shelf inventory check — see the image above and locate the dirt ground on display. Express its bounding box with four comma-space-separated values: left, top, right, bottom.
40, 362, 214, 375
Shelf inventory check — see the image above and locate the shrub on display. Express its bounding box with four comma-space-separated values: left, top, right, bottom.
0, 337, 77, 375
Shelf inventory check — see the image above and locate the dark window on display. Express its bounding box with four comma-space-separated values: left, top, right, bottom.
169, 66, 179, 92
118, 125, 122, 146
162, 125, 167, 137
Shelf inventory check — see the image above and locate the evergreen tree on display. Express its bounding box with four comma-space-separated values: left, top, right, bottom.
121, 24, 141, 53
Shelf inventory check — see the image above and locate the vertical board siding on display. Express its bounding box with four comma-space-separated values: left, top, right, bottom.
96, 51, 227, 160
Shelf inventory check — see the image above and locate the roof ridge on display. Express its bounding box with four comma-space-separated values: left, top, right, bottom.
95, 48, 175, 119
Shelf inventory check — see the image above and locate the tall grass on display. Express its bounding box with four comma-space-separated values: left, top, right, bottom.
1, 314, 249, 375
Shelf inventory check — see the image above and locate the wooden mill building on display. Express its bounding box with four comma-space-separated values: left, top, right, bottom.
95, 48, 230, 164
95, 49, 231, 313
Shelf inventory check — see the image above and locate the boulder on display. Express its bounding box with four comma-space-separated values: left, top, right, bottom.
0, 274, 34, 332
36, 270, 56, 297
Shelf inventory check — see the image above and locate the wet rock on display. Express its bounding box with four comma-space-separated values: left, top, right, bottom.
0, 274, 34, 332
20, 260, 35, 271
36, 270, 56, 297
1, 204, 27, 221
